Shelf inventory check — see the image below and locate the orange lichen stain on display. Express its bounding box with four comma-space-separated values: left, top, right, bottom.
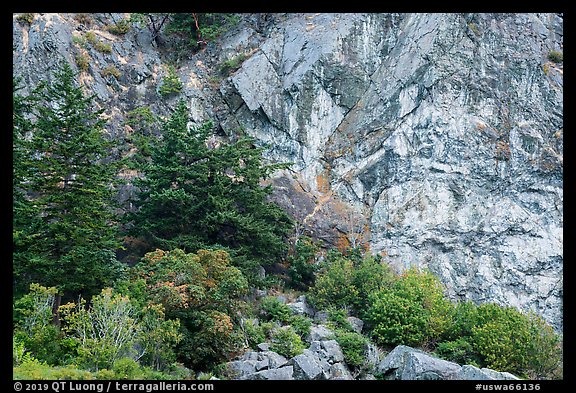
316, 170, 331, 194
336, 234, 351, 253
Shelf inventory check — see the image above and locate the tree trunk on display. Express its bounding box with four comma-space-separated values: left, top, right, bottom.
52, 293, 62, 327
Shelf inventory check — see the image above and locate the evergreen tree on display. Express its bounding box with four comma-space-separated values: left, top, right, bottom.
13, 62, 124, 300
13, 78, 41, 293
127, 99, 293, 278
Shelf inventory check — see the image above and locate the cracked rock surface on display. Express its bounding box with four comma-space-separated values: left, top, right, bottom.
13, 12, 563, 330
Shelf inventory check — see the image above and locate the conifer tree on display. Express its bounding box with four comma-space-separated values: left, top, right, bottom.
13, 61, 124, 299
128, 99, 293, 278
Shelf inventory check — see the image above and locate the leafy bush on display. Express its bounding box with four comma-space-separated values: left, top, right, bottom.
219, 53, 248, 76
242, 319, 266, 349
107, 19, 131, 35
134, 249, 248, 369
137, 303, 182, 371
59, 288, 139, 371
365, 268, 454, 348
325, 307, 354, 332
259, 296, 292, 323
435, 300, 562, 379
547, 50, 563, 63
287, 314, 312, 339
435, 337, 481, 367
75, 53, 90, 72
334, 331, 368, 368
85, 31, 112, 53
158, 65, 183, 97
470, 304, 561, 379
270, 326, 305, 358
286, 236, 320, 290
13, 284, 76, 365
16, 13, 34, 25
308, 251, 393, 314
101, 65, 121, 79
13, 358, 94, 380
308, 256, 358, 311
111, 358, 142, 379
74, 14, 92, 26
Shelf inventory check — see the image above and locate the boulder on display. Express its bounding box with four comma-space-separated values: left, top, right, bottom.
292, 350, 329, 380
287, 295, 315, 317
364, 342, 384, 371
314, 311, 329, 324
260, 351, 289, 369
257, 342, 271, 352
377, 345, 521, 380
306, 324, 335, 342
377, 345, 461, 380
346, 316, 364, 333
309, 340, 345, 364
241, 366, 294, 380
401, 350, 462, 380
329, 362, 354, 380
226, 359, 258, 379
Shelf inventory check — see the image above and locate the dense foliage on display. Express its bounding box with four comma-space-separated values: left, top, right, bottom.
12, 59, 562, 380
309, 253, 563, 379
126, 99, 293, 280
13, 62, 124, 300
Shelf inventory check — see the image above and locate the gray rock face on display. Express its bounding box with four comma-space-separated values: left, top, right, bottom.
346, 316, 364, 334
455, 365, 520, 381
309, 340, 345, 364
13, 12, 563, 331
286, 295, 315, 317
220, 13, 564, 332
241, 366, 294, 380
377, 345, 520, 381
292, 350, 329, 380
306, 324, 335, 342
225, 349, 289, 379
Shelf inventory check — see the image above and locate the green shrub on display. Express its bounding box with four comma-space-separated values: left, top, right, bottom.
158, 65, 183, 97
242, 319, 266, 349
13, 284, 76, 366
16, 13, 34, 25
13, 358, 94, 380
435, 337, 481, 367
101, 65, 121, 79
94, 41, 112, 53
437, 300, 562, 379
85, 31, 112, 53
107, 18, 131, 35
286, 236, 320, 290
287, 314, 312, 339
75, 53, 90, 72
72, 35, 88, 47
308, 251, 393, 314
59, 288, 140, 371
259, 296, 292, 323
365, 268, 454, 348
325, 307, 354, 332
270, 326, 305, 358
112, 357, 142, 379
219, 53, 248, 76
351, 254, 394, 314
470, 304, 561, 379
259, 321, 277, 338
74, 14, 93, 26
334, 331, 368, 368
308, 256, 358, 310
547, 50, 563, 64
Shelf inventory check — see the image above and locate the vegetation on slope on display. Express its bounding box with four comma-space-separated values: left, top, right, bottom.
12, 61, 563, 380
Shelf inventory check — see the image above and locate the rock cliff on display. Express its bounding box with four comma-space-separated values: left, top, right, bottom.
12, 12, 563, 330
